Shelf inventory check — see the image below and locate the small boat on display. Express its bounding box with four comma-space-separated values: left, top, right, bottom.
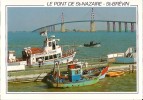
106, 71, 125, 77
107, 47, 136, 64
8, 30, 76, 67
84, 41, 100, 47
46, 61, 108, 88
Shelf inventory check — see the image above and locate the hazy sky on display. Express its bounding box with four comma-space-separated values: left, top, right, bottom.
8, 7, 136, 31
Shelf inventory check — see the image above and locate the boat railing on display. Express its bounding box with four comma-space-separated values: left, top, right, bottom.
31, 52, 46, 56
80, 57, 107, 62
125, 47, 136, 58
107, 53, 125, 58
62, 48, 75, 57
79, 57, 108, 67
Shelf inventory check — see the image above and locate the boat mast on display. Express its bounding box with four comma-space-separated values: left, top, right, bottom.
57, 61, 60, 77
53, 60, 56, 76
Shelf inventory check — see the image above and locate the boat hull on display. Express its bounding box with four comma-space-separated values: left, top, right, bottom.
107, 47, 136, 64
47, 76, 100, 88
32, 52, 76, 66
106, 71, 125, 77
84, 43, 100, 47
46, 65, 108, 88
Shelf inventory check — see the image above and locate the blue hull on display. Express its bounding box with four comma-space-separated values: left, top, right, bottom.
114, 57, 135, 64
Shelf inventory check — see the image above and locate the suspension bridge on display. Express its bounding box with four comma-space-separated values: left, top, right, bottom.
33, 8, 136, 33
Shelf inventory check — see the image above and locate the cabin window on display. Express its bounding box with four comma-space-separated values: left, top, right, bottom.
36, 58, 40, 61
57, 54, 59, 58
57, 53, 61, 58
75, 70, 79, 74
45, 56, 49, 60
49, 55, 53, 59
49, 42, 52, 47
53, 54, 57, 58
56, 42, 58, 45
52, 42, 56, 50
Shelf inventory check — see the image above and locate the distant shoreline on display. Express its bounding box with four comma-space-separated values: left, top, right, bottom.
8, 30, 136, 33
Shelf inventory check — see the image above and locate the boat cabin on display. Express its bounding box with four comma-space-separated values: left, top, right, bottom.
22, 35, 62, 66
68, 68, 81, 82
67, 64, 83, 82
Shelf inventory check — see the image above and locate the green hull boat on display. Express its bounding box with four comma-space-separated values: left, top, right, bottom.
46, 61, 108, 88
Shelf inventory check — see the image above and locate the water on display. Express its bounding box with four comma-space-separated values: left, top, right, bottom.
8, 31, 136, 92
8, 31, 136, 59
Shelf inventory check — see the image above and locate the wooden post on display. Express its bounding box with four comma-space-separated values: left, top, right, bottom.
132, 65, 134, 73
129, 65, 131, 73
55, 61, 60, 87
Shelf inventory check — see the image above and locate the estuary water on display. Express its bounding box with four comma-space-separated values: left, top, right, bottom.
8, 31, 136, 92
8, 31, 136, 59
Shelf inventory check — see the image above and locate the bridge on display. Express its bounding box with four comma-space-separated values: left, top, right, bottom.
33, 8, 136, 33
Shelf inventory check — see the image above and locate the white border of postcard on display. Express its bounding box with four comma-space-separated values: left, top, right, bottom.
1, 0, 143, 100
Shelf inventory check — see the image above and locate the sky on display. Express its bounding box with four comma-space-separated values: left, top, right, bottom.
8, 7, 136, 31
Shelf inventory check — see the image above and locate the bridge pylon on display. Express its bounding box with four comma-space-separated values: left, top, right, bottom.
107, 21, 110, 32
90, 8, 96, 32
61, 12, 65, 32
113, 22, 116, 32
125, 22, 128, 32
131, 22, 134, 32
119, 22, 122, 32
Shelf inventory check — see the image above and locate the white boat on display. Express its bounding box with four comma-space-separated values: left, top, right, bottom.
8, 51, 26, 71
107, 47, 136, 63
8, 31, 76, 67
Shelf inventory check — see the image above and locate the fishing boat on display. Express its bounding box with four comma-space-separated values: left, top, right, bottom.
8, 30, 76, 67
46, 61, 108, 88
84, 41, 100, 47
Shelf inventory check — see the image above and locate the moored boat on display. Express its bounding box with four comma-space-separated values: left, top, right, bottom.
84, 41, 100, 47
106, 71, 125, 77
8, 31, 76, 67
46, 61, 108, 88
107, 47, 136, 64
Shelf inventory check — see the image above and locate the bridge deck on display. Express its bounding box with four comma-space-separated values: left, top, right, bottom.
33, 20, 136, 32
